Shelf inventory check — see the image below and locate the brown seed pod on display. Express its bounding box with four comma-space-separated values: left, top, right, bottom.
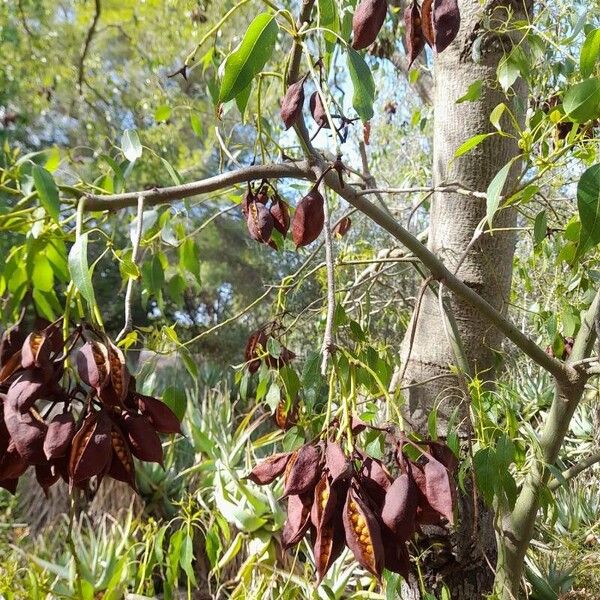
404, 0, 425, 68
44, 412, 76, 460
274, 399, 298, 431
77, 341, 110, 390
135, 393, 181, 434
421, 0, 434, 46
247, 201, 274, 244
280, 76, 306, 130
0, 478, 19, 494
0, 441, 28, 481
0, 321, 26, 367
281, 493, 312, 549
332, 216, 351, 238
283, 443, 322, 497
324, 442, 351, 484
352, 0, 388, 50
264, 344, 296, 369
342, 486, 385, 579
121, 412, 163, 465
3, 403, 47, 464
35, 462, 60, 497
381, 524, 410, 578
5, 368, 46, 413
247, 452, 293, 485
241, 183, 255, 218
381, 472, 418, 541
291, 189, 325, 247
269, 196, 290, 236
359, 455, 393, 511
255, 185, 270, 205
314, 518, 344, 582
410, 462, 444, 526
432, 0, 460, 53
21, 332, 51, 371
0, 350, 23, 384
423, 456, 455, 524
244, 329, 268, 374
309, 91, 329, 128
107, 425, 136, 488
106, 341, 130, 404
68, 411, 112, 484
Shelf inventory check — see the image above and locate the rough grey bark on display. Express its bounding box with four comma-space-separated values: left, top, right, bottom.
398, 1, 532, 598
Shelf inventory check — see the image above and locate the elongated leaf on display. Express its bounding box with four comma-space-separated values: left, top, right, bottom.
218, 14, 278, 103
318, 0, 340, 42
577, 163, 600, 257
564, 77, 600, 123
347, 48, 375, 122
32, 165, 60, 223
121, 129, 143, 162
486, 161, 512, 226
454, 133, 491, 158
68, 233, 97, 307
580, 28, 600, 78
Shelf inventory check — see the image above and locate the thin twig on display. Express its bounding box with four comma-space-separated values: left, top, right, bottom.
116, 195, 144, 343
548, 451, 600, 491
320, 180, 336, 375
77, 0, 102, 94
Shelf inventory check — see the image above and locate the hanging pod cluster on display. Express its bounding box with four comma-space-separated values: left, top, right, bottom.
248, 424, 457, 582
244, 323, 296, 374
0, 318, 181, 495
404, 0, 460, 66
242, 181, 291, 246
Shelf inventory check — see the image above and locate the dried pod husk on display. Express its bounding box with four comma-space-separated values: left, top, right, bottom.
76, 341, 110, 390
291, 189, 325, 247
381, 471, 418, 541
314, 515, 345, 582
135, 393, 181, 434
255, 186, 269, 205
6, 368, 46, 413
311, 473, 338, 528
404, 0, 425, 68
0, 478, 18, 494
359, 455, 393, 511
428, 441, 458, 474
309, 91, 329, 128
352, 0, 388, 50
0, 321, 26, 367
247, 451, 292, 485
281, 493, 312, 549
380, 524, 410, 578
423, 456, 455, 524
283, 443, 322, 497
244, 329, 268, 374
44, 412, 76, 460
421, 0, 434, 46
35, 462, 60, 497
21, 332, 51, 371
332, 216, 351, 238
241, 184, 255, 218
274, 399, 298, 431
106, 341, 131, 404
411, 462, 444, 526
121, 412, 163, 464
68, 411, 112, 484
280, 77, 306, 130
3, 404, 47, 464
247, 201, 274, 244
0, 350, 23, 385
325, 442, 351, 484
269, 196, 291, 236
432, 0, 460, 54
107, 425, 136, 488
265, 344, 296, 369
343, 486, 385, 579
0, 441, 28, 480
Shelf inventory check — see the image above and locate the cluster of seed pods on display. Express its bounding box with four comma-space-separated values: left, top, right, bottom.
244, 325, 296, 374
0, 318, 181, 495
248, 422, 457, 582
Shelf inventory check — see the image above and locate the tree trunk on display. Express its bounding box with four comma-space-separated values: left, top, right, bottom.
398, 1, 532, 597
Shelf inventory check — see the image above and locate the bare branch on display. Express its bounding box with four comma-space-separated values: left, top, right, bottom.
320, 181, 336, 375
548, 451, 600, 491
77, 0, 102, 94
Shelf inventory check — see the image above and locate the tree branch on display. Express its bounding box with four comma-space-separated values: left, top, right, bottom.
77, 0, 102, 94
548, 450, 600, 491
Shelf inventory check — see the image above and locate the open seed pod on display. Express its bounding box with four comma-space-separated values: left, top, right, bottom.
247, 201, 274, 244
404, 0, 426, 68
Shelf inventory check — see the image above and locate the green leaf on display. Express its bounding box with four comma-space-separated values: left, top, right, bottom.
142, 255, 165, 295
161, 157, 183, 185
162, 387, 187, 421
497, 54, 520, 91
456, 80, 483, 104
179, 238, 201, 285
533, 210, 547, 246
154, 105, 172, 122
486, 161, 513, 226
580, 28, 600, 78
577, 163, 600, 256
563, 77, 600, 123
473, 448, 496, 506
121, 129, 143, 162
347, 48, 375, 122
236, 83, 252, 118
318, 0, 339, 43
32, 165, 60, 223
218, 13, 278, 103
180, 533, 197, 585
454, 133, 491, 158
489, 103, 507, 131
68, 233, 97, 308
190, 113, 203, 137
